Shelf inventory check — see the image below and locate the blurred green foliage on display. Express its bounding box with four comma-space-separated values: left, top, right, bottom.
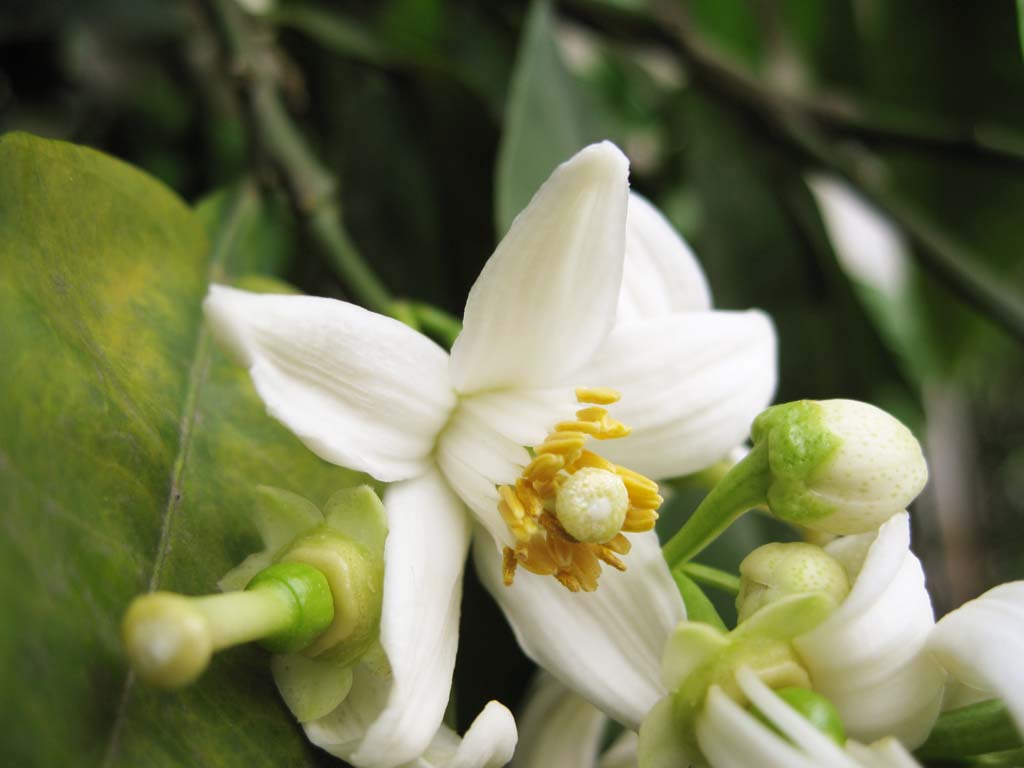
2, 0, 1023, 765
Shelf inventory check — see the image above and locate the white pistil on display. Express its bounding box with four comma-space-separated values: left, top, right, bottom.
555, 467, 629, 543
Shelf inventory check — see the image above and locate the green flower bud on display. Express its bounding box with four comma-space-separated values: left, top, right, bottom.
753, 399, 928, 535
736, 542, 850, 623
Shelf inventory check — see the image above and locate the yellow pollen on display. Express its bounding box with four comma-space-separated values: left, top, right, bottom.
496, 388, 662, 592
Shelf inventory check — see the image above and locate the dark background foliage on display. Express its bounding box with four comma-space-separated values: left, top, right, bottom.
2, 1, 1023, 765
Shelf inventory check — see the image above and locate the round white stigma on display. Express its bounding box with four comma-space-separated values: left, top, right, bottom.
555, 467, 629, 543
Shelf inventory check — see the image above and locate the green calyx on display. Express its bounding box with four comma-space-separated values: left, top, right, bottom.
751, 400, 842, 525
750, 686, 846, 746
665, 592, 838, 759
244, 562, 334, 654
122, 484, 387, 697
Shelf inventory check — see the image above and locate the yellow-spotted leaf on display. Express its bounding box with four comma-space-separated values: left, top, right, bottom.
0, 132, 360, 767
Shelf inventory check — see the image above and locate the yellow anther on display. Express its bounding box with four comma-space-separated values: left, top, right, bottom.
502, 548, 518, 586
575, 387, 621, 405
575, 406, 608, 422
496, 388, 662, 592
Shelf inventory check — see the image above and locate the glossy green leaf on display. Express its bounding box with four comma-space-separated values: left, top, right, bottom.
0, 132, 359, 767
495, 0, 595, 234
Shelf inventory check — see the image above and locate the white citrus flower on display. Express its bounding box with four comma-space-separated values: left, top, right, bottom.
205, 141, 777, 764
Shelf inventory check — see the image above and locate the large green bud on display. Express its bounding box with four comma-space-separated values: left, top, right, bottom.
752, 399, 928, 535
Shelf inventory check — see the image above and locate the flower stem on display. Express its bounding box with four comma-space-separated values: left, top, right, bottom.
201, 0, 394, 316
915, 699, 1021, 760
678, 562, 741, 595
662, 442, 772, 569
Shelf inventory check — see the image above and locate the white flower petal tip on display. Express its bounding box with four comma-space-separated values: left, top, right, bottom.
423, 701, 518, 768
450, 142, 630, 393
928, 581, 1024, 734
203, 285, 456, 483
618, 192, 711, 321
576, 308, 777, 479
795, 514, 945, 748
474, 530, 684, 730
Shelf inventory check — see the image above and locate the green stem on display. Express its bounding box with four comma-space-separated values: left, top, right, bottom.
202, 0, 394, 316
662, 442, 771, 568
915, 699, 1022, 760
192, 589, 294, 650
411, 302, 464, 349
678, 562, 741, 595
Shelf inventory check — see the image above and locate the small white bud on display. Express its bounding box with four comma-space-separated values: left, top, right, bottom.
555, 467, 629, 543
737, 542, 850, 623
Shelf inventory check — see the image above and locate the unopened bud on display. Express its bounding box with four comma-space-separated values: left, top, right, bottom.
752, 399, 927, 534
737, 542, 850, 623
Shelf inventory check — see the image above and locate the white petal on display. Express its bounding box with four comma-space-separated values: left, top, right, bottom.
794, 514, 945, 747
451, 142, 629, 393
511, 674, 606, 768
846, 739, 923, 768
418, 701, 518, 768
696, 686, 819, 768
204, 285, 455, 482
599, 731, 638, 768
305, 469, 471, 767
474, 530, 685, 729
458, 387, 576, 448
617, 192, 711, 322
735, 668, 861, 768
436, 405, 530, 546
807, 174, 909, 299
928, 581, 1024, 734
571, 310, 776, 479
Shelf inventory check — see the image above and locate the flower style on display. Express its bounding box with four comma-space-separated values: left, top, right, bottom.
205, 141, 777, 763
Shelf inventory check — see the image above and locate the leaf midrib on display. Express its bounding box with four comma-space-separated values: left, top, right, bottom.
101, 182, 258, 767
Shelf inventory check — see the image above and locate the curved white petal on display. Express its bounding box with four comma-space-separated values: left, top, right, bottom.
308, 668, 516, 768
617, 193, 711, 322
697, 685, 819, 768
794, 514, 945, 748
571, 310, 776, 479
457, 387, 576, 449
451, 142, 629, 393
417, 701, 518, 768
475, 530, 685, 729
305, 469, 471, 767
928, 581, 1024, 733
204, 286, 455, 482
511, 674, 607, 768
735, 668, 861, 768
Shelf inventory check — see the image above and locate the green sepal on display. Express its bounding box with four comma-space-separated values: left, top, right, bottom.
246, 562, 335, 654
323, 485, 388, 554
270, 653, 354, 723
751, 401, 842, 524
672, 571, 727, 632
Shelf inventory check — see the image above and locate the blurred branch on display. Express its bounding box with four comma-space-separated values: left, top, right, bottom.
199, 0, 394, 315
563, 0, 1024, 343
563, 0, 1024, 169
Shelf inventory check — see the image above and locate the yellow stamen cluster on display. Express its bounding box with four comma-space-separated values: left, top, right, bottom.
498, 387, 663, 592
